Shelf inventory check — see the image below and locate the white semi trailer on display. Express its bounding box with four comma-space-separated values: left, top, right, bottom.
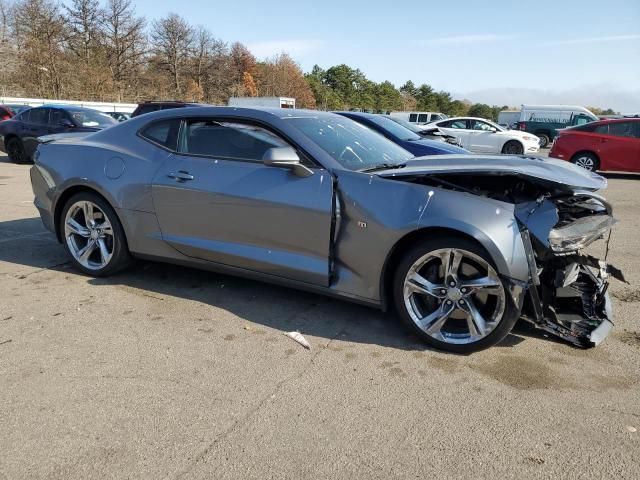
228, 97, 295, 109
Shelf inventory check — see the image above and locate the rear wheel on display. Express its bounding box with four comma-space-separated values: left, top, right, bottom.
537, 134, 550, 148
571, 152, 599, 171
392, 238, 519, 353
502, 140, 524, 155
6, 137, 28, 164
60, 192, 132, 276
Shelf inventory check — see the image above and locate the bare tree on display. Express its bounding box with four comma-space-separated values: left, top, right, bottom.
103, 0, 146, 101
65, 0, 102, 64
14, 0, 68, 98
151, 13, 194, 97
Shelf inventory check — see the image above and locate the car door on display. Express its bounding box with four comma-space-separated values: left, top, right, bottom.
437, 119, 472, 149
468, 120, 499, 153
596, 121, 640, 172
21, 107, 50, 157
151, 118, 334, 286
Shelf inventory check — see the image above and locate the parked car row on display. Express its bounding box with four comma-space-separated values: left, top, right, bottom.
28, 106, 620, 353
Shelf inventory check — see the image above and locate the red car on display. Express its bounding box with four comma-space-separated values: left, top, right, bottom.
549, 118, 640, 172
0, 105, 14, 121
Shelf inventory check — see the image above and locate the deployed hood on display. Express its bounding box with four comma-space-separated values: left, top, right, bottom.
377, 154, 607, 191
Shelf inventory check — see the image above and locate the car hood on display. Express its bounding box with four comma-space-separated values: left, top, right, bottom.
500, 129, 537, 140
376, 154, 607, 191
407, 138, 468, 154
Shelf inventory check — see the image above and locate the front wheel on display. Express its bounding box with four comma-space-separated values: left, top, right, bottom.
6, 137, 29, 164
392, 238, 519, 353
502, 140, 524, 155
60, 192, 132, 276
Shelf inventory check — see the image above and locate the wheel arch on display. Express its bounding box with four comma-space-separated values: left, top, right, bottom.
53, 185, 125, 243
571, 150, 600, 164
502, 139, 524, 154
379, 227, 501, 311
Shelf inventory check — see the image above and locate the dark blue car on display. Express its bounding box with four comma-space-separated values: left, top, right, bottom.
335, 111, 469, 156
0, 105, 117, 163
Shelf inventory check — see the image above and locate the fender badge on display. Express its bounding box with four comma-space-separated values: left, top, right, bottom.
357, 221, 367, 229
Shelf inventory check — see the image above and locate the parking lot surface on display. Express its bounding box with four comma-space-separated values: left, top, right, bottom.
1, 154, 639, 479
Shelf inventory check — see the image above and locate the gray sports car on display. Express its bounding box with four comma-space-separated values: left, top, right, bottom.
30, 107, 621, 353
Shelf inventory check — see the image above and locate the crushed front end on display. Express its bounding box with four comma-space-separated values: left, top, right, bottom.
516, 191, 624, 347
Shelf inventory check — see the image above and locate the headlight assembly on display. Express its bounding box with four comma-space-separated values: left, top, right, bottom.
548, 215, 616, 253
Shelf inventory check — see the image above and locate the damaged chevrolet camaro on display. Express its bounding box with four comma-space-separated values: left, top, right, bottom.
30, 107, 622, 353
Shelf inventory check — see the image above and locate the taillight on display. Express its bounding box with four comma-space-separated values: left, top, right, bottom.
517, 122, 525, 131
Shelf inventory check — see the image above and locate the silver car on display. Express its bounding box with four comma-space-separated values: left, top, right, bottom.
30, 107, 620, 353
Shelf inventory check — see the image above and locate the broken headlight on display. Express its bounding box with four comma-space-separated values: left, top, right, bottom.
548, 215, 616, 253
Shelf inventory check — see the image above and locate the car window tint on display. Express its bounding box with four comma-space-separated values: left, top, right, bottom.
443, 120, 467, 129
417, 114, 428, 123
29, 108, 49, 125
608, 122, 635, 138
472, 120, 493, 131
137, 105, 160, 116
140, 119, 181, 150
182, 120, 289, 161
409, 113, 417, 122
593, 124, 609, 135
49, 109, 67, 126
15, 109, 30, 122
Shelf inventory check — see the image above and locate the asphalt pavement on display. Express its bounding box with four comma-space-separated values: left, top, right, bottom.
1, 153, 638, 479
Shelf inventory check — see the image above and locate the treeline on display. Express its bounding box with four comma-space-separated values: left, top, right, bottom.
0, 0, 616, 120
0, 0, 317, 106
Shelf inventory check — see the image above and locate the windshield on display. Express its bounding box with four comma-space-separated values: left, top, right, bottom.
286, 116, 413, 171
365, 115, 422, 141
68, 109, 118, 128
384, 116, 425, 134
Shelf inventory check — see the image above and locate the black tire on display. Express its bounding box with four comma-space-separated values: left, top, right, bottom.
59, 192, 132, 276
537, 134, 550, 148
570, 152, 600, 172
6, 137, 29, 164
502, 140, 524, 155
392, 237, 520, 353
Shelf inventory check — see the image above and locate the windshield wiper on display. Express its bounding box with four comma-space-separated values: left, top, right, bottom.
359, 162, 407, 173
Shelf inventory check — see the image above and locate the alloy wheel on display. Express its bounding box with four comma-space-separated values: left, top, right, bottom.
64, 200, 114, 270
574, 156, 595, 171
402, 248, 506, 345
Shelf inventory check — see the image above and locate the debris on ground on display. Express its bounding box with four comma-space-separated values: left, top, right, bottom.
626, 426, 637, 433
284, 331, 311, 349
0, 339, 12, 346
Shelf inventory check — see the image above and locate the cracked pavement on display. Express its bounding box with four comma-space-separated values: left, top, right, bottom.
1, 154, 639, 479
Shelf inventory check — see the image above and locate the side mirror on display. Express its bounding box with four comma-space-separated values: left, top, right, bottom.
262, 147, 313, 178
489, 127, 498, 133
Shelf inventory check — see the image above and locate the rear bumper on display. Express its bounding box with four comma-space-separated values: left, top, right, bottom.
30, 165, 56, 235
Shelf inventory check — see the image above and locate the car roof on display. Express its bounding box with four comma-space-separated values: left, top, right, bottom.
135, 106, 340, 120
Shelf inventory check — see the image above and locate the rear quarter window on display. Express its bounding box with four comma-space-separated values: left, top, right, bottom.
139, 119, 181, 150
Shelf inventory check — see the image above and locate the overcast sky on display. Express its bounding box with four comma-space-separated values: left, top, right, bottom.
134, 0, 640, 111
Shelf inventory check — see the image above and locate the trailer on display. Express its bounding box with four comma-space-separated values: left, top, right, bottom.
228, 97, 295, 109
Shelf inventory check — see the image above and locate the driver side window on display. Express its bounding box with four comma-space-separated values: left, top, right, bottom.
180, 120, 290, 162
471, 120, 493, 131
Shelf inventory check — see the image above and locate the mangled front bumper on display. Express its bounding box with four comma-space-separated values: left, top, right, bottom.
516, 194, 623, 348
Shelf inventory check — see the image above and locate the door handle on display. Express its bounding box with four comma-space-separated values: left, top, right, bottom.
167, 171, 194, 181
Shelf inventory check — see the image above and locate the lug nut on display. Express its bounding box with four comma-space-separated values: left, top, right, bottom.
440, 289, 447, 295
449, 281, 455, 287
459, 299, 465, 305
446, 300, 452, 305
460, 287, 467, 294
